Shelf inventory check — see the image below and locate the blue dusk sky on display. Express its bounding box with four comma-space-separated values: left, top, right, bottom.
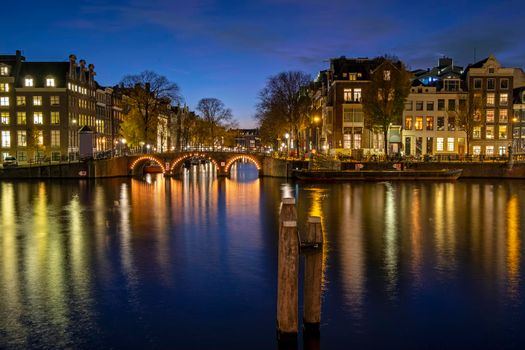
1, 0, 524, 127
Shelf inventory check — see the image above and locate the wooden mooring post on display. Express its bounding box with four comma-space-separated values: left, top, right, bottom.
277, 197, 299, 339
302, 216, 323, 333
277, 198, 324, 344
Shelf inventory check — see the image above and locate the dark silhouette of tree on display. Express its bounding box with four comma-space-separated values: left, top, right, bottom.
362, 57, 411, 156
255, 71, 312, 152
119, 71, 181, 148
448, 93, 484, 156
196, 98, 234, 150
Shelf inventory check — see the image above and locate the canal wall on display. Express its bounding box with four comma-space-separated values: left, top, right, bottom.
0, 157, 129, 179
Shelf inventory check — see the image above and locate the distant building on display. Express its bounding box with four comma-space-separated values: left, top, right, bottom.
464, 55, 525, 157
234, 129, 260, 150
312, 57, 386, 156
0, 51, 99, 162
402, 57, 467, 157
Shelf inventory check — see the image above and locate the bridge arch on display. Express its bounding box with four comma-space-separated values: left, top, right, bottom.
129, 155, 167, 176
169, 152, 221, 176
224, 154, 262, 174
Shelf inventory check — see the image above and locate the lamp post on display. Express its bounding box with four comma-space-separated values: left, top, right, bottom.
313, 116, 320, 151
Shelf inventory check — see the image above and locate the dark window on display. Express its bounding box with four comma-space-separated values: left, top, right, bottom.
448, 99, 456, 111
427, 101, 434, 111
416, 101, 423, 111
500, 79, 509, 90
474, 79, 482, 89
438, 99, 445, 111
487, 78, 495, 90
437, 116, 445, 131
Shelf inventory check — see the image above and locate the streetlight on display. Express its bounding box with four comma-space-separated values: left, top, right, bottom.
313, 116, 321, 151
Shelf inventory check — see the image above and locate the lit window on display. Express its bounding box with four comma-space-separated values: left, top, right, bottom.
33, 96, 42, 106
349, 73, 357, 81
486, 126, 494, 139
354, 88, 362, 102
17, 112, 26, 125
17, 130, 26, 147
51, 111, 60, 124
1, 131, 10, 148
486, 145, 494, 156
16, 96, 26, 106
499, 109, 508, 122
1, 112, 9, 124
50, 96, 60, 105
500, 93, 508, 105
51, 130, 60, 147
343, 89, 352, 102
0, 97, 9, 106
36, 130, 44, 145
25, 78, 34, 87
384, 70, 391, 81
437, 137, 444, 151
487, 93, 495, 105
499, 125, 507, 139
33, 112, 43, 124
447, 138, 454, 152
426, 116, 433, 130
405, 116, 413, 130
0, 83, 9, 92
0, 66, 8, 76
415, 116, 423, 130
473, 145, 481, 155
486, 110, 494, 123
473, 126, 481, 139
46, 78, 55, 87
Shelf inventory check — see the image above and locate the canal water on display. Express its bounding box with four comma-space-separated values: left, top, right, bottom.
0, 162, 524, 349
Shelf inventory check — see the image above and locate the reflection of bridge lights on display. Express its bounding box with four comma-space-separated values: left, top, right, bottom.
225, 155, 261, 171
130, 156, 166, 173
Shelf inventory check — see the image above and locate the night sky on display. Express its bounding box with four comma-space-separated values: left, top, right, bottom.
1, 0, 523, 127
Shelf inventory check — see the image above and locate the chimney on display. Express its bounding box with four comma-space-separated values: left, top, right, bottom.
88, 64, 95, 84
69, 54, 77, 79
79, 59, 86, 82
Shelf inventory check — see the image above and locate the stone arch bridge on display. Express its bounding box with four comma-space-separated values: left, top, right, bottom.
128, 151, 267, 177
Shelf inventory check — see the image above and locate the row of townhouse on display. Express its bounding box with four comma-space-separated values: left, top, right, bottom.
0, 51, 125, 162
310, 55, 525, 158
0, 51, 197, 162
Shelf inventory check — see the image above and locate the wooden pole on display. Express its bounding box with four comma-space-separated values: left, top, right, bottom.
303, 216, 323, 332
277, 197, 299, 339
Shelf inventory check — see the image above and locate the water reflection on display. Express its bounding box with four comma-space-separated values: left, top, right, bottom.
0, 178, 525, 348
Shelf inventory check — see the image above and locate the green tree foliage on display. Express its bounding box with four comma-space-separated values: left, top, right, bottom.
196, 98, 235, 150
119, 71, 181, 148
255, 71, 312, 150
362, 57, 411, 156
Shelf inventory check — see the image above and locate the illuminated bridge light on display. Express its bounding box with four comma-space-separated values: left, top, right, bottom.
225, 155, 261, 171
130, 156, 167, 173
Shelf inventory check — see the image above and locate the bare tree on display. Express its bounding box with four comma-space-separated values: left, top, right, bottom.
255, 71, 312, 152
196, 98, 234, 150
119, 71, 181, 148
448, 94, 484, 156
362, 57, 411, 156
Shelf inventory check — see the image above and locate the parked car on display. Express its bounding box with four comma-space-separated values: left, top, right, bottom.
2, 156, 18, 168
